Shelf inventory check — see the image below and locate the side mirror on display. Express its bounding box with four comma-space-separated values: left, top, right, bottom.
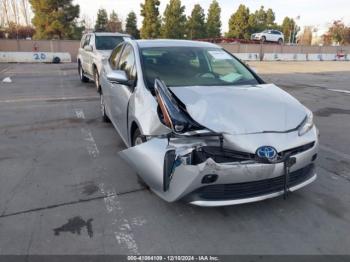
107, 70, 133, 86
84, 45, 93, 52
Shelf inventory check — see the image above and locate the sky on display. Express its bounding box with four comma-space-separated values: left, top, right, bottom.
75, 0, 350, 33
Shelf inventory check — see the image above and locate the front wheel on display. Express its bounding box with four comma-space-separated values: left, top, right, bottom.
132, 128, 145, 146
78, 63, 89, 83
261, 36, 266, 43
278, 38, 283, 45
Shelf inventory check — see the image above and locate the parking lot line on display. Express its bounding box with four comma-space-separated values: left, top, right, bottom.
73, 107, 142, 255
0, 66, 10, 74
0, 95, 98, 103
328, 89, 350, 94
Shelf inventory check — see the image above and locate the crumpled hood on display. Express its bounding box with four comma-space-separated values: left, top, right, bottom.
169, 84, 307, 135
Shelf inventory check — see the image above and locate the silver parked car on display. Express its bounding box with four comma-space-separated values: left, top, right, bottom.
100, 39, 318, 207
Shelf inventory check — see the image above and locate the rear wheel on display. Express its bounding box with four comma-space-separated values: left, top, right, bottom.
94, 68, 101, 93
100, 91, 110, 122
78, 62, 89, 83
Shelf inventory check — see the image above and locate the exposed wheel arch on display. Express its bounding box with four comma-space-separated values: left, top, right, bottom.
130, 122, 139, 146
78, 60, 89, 83
92, 63, 98, 73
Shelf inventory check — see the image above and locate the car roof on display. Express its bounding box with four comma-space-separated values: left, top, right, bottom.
264, 29, 281, 32
134, 39, 220, 49
92, 32, 130, 37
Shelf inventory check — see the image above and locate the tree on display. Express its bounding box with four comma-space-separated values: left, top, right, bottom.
20, 0, 31, 26
3, 22, 35, 39
161, 0, 186, 38
125, 11, 140, 39
29, 0, 80, 39
140, 0, 161, 39
265, 8, 275, 28
298, 26, 313, 45
248, 6, 277, 35
327, 20, 350, 44
95, 8, 109, 32
281, 17, 297, 43
227, 4, 250, 39
187, 4, 206, 39
206, 0, 221, 38
80, 14, 94, 31
2, 0, 11, 26
107, 10, 122, 32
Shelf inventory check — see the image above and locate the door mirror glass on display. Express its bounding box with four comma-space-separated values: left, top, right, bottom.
107, 70, 132, 86
84, 45, 93, 52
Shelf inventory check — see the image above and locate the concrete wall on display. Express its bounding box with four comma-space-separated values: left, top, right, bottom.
1, 39, 350, 61
0, 39, 80, 60
0, 52, 71, 63
221, 43, 350, 57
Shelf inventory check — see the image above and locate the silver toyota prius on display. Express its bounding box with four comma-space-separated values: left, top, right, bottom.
99, 39, 319, 207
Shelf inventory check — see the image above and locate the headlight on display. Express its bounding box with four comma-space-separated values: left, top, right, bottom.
154, 79, 203, 133
298, 110, 314, 136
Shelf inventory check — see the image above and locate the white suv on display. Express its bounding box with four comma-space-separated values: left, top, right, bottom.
251, 30, 284, 44
77, 32, 130, 92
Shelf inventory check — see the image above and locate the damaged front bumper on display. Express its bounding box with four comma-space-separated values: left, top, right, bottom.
119, 136, 318, 207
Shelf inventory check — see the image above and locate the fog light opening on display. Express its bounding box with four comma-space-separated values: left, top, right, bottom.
202, 174, 218, 184
312, 154, 318, 161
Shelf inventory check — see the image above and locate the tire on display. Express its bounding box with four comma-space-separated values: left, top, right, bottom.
132, 128, 145, 146
100, 91, 110, 122
278, 38, 283, 45
52, 56, 61, 64
94, 68, 101, 93
78, 62, 89, 83
260, 36, 266, 43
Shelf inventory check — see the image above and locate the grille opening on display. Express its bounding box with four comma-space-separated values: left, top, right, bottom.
186, 164, 315, 201
189, 141, 315, 165
280, 142, 315, 157
191, 146, 255, 165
